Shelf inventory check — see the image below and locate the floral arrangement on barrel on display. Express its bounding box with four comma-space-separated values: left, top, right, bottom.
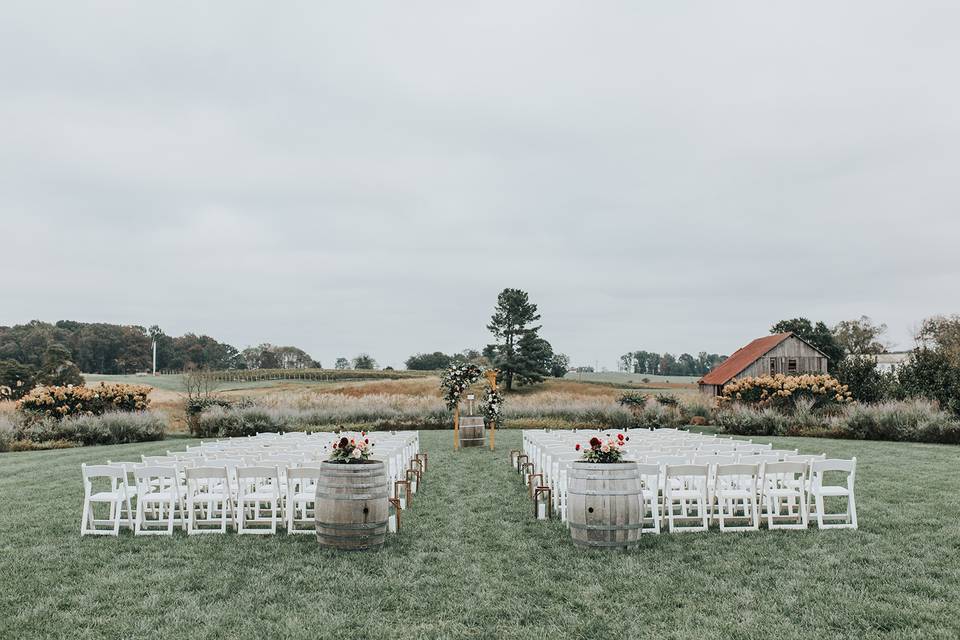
440, 363, 483, 410
575, 432, 628, 463
328, 432, 375, 463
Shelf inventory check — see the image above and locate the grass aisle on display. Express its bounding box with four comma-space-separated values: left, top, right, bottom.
2, 431, 960, 639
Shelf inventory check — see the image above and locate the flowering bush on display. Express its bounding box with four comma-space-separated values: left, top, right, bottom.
719, 374, 852, 409
576, 433, 627, 463
16, 382, 152, 419
328, 433, 374, 463
440, 363, 483, 410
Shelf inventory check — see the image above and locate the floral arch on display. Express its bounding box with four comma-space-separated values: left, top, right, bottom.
439, 364, 503, 450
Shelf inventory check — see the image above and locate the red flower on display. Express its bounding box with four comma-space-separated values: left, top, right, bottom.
339, 436, 349, 449
575, 444, 581, 451
589, 436, 601, 449
617, 433, 625, 441
365, 438, 369, 444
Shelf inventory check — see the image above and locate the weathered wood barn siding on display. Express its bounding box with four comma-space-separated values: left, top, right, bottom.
735, 336, 827, 380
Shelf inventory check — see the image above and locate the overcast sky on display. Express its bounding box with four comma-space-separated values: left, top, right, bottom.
2, 2, 959, 369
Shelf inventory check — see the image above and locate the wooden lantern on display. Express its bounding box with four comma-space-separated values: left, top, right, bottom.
395, 479, 411, 509
516, 454, 528, 474
388, 497, 402, 533
528, 472, 543, 499
415, 452, 428, 473
406, 468, 421, 494
534, 486, 553, 520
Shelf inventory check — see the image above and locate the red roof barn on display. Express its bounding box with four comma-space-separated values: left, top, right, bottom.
698, 332, 829, 396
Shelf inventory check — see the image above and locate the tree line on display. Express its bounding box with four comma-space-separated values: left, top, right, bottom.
0, 321, 327, 396
618, 351, 727, 377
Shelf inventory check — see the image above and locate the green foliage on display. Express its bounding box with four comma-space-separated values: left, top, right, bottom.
716, 399, 960, 444
617, 392, 648, 408
239, 343, 318, 370
898, 348, 960, 416
837, 400, 960, 444
770, 317, 845, 363
38, 343, 83, 387
0, 359, 37, 400
655, 393, 679, 407
486, 288, 552, 390
834, 355, 900, 403
833, 316, 888, 355
352, 354, 377, 370
715, 405, 791, 436
405, 351, 452, 371
0, 415, 14, 452
549, 353, 570, 378
0, 320, 240, 374
619, 350, 726, 376
334, 357, 350, 370
512, 333, 553, 386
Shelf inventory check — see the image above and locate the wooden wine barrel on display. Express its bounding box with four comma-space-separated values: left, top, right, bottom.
567, 461, 643, 549
459, 416, 486, 448
315, 460, 389, 551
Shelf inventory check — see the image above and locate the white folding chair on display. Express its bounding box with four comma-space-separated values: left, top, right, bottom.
762, 462, 808, 530
185, 467, 234, 534
286, 467, 321, 534
134, 466, 183, 536
236, 466, 281, 534
714, 463, 761, 531
636, 463, 661, 534
808, 458, 858, 530
664, 464, 710, 533
80, 464, 133, 536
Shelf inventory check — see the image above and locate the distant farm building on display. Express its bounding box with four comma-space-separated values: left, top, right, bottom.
698, 332, 829, 396
874, 351, 910, 373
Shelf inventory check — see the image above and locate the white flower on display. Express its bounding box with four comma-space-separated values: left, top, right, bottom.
351, 448, 362, 459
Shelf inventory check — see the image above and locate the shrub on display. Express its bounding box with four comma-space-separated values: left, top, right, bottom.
0, 414, 15, 452
680, 397, 713, 423
655, 393, 679, 407
16, 411, 166, 446
617, 392, 648, 409
632, 400, 686, 429
720, 374, 851, 410
17, 383, 151, 419
829, 400, 960, 444
715, 405, 790, 436
834, 355, 901, 403
0, 360, 37, 400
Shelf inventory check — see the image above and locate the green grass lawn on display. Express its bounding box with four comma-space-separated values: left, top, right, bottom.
2, 431, 960, 639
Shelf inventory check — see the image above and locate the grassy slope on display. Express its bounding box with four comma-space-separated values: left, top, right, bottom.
2, 432, 959, 640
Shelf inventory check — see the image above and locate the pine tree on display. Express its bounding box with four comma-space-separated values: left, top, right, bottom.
486, 288, 552, 390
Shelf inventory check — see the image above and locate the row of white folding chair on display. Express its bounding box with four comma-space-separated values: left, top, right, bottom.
637, 459, 856, 533
551, 454, 839, 528
82, 463, 320, 535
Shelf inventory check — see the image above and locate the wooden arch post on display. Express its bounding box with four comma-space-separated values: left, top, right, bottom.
453, 404, 460, 451
484, 369, 498, 451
